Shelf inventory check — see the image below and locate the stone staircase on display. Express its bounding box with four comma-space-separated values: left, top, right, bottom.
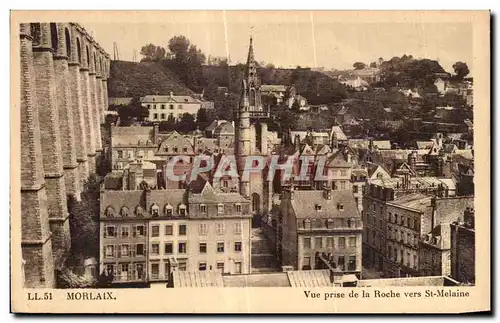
251, 228, 280, 273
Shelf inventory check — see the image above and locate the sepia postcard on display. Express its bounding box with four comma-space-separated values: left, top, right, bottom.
10, 10, 490, 314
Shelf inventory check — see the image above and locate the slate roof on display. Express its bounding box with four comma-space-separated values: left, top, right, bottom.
172, 271, 224, 287
111, 126, 154, 147
330, 126, 348, 141
372, 140, 391, 150
141, 95, 201, 104
290, 190, 359, 219
189, 182, 248, 204
222, 273, 291, 287
387, 193, 432, 212
326, 150, 351, 168
287, 270, 332, 287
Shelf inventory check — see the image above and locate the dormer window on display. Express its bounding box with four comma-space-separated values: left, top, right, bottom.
337, 203, 344, 211
121, 206, 129, 217
135, 206, 144, 217
183, 147, 188, 153
179, 204, 187, 216
165, 205, 173, 217
200, 204, 207, 213
151, 204, 159, 217
106, 206, 116, 217
217, 203, 224, 214
164, 146, 169, 152
173, 147, 178, 153
315, 204, 322, 211
304, 219, 311, 230
235, 203, 242, 212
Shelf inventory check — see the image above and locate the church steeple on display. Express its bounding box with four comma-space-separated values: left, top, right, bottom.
241, 36, 261, 108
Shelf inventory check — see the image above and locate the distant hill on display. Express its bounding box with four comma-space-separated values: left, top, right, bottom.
108, 60, 194, 98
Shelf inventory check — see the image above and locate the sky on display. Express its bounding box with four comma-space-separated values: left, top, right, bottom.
82, 11, 473, 74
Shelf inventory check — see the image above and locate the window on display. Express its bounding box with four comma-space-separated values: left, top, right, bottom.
152, 225, 159, 237
234, 262, 242, 273
164, 242, 173, 255
315, 237, 323, 249
179, 205, 187, 216
165, 206, 173, 217
179, 224, 187, 236
379, 219, 383, 229
173, 147, 178, 153
178, 259, 187, 271
151, 263, 159, 279
223, 180, 229, 188
216, 223, 225, 235
348, 256, 356, 271
136, 244, 144, 256
151, 243, 159, 255
303, 237, 311, 249
135, 225, 145, 237
407, 233, 411, 245
394, 214, 398, 224
234, 242, 242, 252
164, 147, 169, 153
340, 181, 346, 190
199, 242, 207, 254
234, 222, 242, 235
106, 226, 116, 238
199, 262, 207, 271
200, 204, 207, 213
217, 262, 225, 273
217, 242, 225, 253
341, 170, 347, 176
217, 203, 224, 214
235, 204, 242, 212
161, 104, 165, 109
117, 150, 123, 158
121, 244, 129, 257
160, 113, 165, 120
349, 236, 357, 247
169, 104, 174, 110
353, 185, 358, 193
199, 223, 208, 235
153, 113, 158, 119
121, 226, 129, 238
164, 225, 173, 236
178, 104, 183, 110
339, 237, 346, 249
105, 245, 114, 258
338, 256, 345, 271
326, 237, 334, 248
337, 204, 344, 211
315, 204, 322, 211
406, 252, 411, 266
178, 242, 187, 254
303, 256, 311, 269
183, 147, 188, 153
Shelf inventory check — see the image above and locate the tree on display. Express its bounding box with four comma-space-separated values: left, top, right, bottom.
353, 62, 366, 70
140, 43, 166, 62
176, 113, 196, 133
453, 61, 470, 80
369, 62, 377, 68
196, 108, 211, 131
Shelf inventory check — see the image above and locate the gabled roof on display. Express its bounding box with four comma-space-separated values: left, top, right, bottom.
189, 182, 248, 204
326, 150, 351, 168
330, 126, 348, 141
289, 190, 359, 219
111, 126, 154, 147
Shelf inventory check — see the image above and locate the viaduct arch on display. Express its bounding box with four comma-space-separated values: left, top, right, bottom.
20, 23, 110, 287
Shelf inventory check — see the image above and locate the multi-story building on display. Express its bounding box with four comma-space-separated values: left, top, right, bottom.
141, 93, 203, 122
278, 188, 362, 277
419, 224, 451, 277
111, 125, 159, 170
450, 207, 475, 284
147, 189, 188, 282
187, 182, 252, 275
362, 174, 459, 274
99, 189, 150, 284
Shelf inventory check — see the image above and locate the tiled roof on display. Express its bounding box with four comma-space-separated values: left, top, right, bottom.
290, 190, 359, 219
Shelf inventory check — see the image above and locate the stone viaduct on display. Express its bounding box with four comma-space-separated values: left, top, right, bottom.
20, 22, 110, 287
